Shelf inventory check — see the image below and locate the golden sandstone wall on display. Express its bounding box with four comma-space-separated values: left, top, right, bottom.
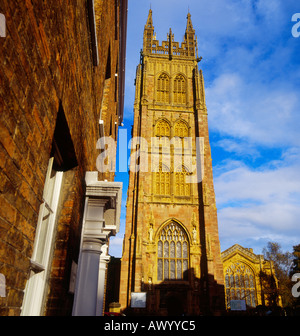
119, 10, 225, 316
221, 244, 282, 310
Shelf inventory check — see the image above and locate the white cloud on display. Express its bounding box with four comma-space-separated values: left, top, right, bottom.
219, 202, 300, 254
214, 138, 261, 159
215, 152, 300, 253
109, 236, 124, 258
215, 161, 300, 206
108, 218, 126, 257
206, 72, 300, 147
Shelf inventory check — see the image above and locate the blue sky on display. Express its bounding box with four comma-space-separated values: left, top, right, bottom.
109, 0, 300, 258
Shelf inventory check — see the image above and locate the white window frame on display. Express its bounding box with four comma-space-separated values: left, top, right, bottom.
21, 158, 63, 316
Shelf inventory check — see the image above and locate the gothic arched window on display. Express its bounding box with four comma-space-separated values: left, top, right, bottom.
155, 119, 170, 138
157, 222, 189, 281
173, 119, 189, 151
175, 165, 190, 196
225, 262, 257, 308
173, 74, 186, 104
174, 120, 188, 138
157, 73, 170, 103
154, 163, 170, 195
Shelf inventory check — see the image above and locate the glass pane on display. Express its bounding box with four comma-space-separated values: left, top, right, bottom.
177, 260, 182, 279
226, 288, 230, 299
183, 259, 188, 275
230, 274, 234, 287
251, 290, 255, 307
164, 241, 169, 258
240, 275, 245, 288
158, 241, 163, 258
250, 275, 254, 288
170, 241, 175, 258
164, 260, 169, 280
157, 259, 163, 281
235, 274, 240, 288
225, 274, 229, 288
231, 289, 235, 300
176, 242, 181, 258
246, 290, 250, 306
183, 241, 188, 258
226, 289, 230, 308
179, 231, 183, 241
170, 260, 175, 279
245, 275, 249, 288
241, 288, 245, 300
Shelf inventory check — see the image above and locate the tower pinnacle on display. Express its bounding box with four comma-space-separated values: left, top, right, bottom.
143, 9, 155, 53
145, 8, 154, 29
143, 10, 199, 59
186, 12, 195, 33
184, 12, 196, 57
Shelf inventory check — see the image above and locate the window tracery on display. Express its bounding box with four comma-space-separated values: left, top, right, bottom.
225, 262, 256, 308
174, 120, 188, 138
175, 165, 190, 196
155, 119, 170, 138
157, 73, 170, 103
157, 222, 189, 281
173, 119, 189, 150
173, 74, 186, 104
154, 163, 170, 195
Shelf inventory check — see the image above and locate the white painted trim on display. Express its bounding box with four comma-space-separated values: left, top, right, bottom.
21, 168, 63, 316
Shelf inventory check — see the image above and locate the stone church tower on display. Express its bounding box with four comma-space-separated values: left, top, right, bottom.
119, 10, 225, 315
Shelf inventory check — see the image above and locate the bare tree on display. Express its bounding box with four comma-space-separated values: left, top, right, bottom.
290, 244, 300, 311
262, 242, 293, 308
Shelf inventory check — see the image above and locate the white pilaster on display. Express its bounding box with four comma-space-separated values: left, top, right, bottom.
96, 244, 111, 315
72, 172, 122, 316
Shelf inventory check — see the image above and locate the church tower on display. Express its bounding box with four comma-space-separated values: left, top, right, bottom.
119, 10, 225, 315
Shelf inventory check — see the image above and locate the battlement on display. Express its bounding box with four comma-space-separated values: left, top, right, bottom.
145, 37, 195, 57
143, 10, 198, 59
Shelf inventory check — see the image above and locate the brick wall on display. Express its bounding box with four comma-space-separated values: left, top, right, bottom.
0, 0, 122, 315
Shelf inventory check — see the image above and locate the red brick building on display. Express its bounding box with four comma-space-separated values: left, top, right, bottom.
0, 0, 127, 316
